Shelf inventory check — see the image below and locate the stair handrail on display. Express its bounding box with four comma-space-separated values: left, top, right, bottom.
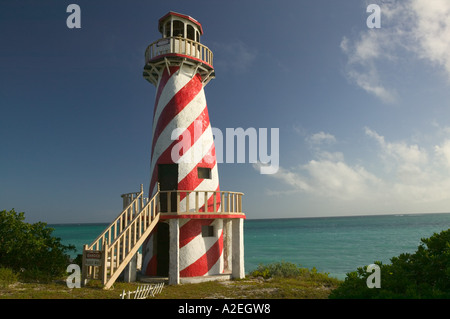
87, 185, 145, 251
108, 191, 158, 248
102, 191, 160, 289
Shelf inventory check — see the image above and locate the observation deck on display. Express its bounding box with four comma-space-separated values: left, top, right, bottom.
143, 11, 215, 86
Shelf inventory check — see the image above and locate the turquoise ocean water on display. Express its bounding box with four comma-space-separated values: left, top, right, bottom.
51, 212, 450, 280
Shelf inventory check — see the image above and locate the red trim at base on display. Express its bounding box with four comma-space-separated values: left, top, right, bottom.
160, 214, 246, 220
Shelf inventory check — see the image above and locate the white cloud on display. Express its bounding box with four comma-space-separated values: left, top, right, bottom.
364, 127, 450, 204
341, 0, 450, 103
340, 28, 398, 103
365, 127, 428, 167
435, 140, 450, 168
306, 131, 336, 145
268, 155, 382, 201
264, 131, 383, 201
347, 66, 398, 104
410, 0, 450, 75
303, 159, 382, 201
315, 151, 344, 162
292, 124, 307, 136
257, 128, 450, 213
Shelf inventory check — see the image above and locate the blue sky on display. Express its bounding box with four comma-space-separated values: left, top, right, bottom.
2, 0, 450, 223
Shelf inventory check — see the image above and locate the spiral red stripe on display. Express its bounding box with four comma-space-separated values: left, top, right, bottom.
151, 72, 203, 157
152, 66, 177, 119
148, 106, 211, 195
177, 144, 217, 202
143, 63, 223, 278
179, 219, 213, 248
180, 229, 223, 277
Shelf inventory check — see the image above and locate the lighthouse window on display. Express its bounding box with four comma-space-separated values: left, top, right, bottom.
173, 20, 184, 37
198, 167, 212, 179
202, 225, 214, 237
164, 21, 171, 37
187, 25, 195, 41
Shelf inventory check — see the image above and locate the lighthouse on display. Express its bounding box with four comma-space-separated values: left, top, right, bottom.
141, 11, 246, 285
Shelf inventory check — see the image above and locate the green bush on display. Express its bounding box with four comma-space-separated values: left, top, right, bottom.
250, 261, 335, 283
329, 228, 450, 299
0, 209, 75, 282
250, 261, 302, 278
0, 267, 19, 288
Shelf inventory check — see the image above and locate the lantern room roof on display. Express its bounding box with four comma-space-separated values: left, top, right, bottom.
158, 11, 203, 35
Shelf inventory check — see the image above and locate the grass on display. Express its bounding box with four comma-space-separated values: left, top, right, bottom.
0, 264, 341, 299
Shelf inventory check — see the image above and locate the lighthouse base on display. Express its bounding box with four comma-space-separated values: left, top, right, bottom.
167, 217, 245, 285
180, 272, 232, 284
141, 217, 245, 285
139, 272, 232, 285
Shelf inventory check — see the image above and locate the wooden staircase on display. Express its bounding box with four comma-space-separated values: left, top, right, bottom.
82, 185, 160, 289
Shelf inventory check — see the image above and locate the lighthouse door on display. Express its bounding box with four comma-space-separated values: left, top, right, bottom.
158, 164, 178, 212
156, 222, 169, 276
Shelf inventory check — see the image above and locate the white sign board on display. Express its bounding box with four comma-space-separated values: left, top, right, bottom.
85, 250, 102, 266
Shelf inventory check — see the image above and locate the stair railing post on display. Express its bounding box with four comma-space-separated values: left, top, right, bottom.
101, 242, 109, 286
157, 183, 161, 213
81, 244, 88, 286
140, 184, 144, 210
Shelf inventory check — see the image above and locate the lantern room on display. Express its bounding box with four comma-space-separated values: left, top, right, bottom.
158, 11, 203, 42
143, 11, 215, 86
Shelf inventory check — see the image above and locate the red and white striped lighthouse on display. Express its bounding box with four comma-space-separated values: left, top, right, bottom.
141, 12, 245, 284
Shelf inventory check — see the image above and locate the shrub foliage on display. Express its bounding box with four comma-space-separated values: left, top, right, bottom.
329, 228, 450, 299
0, 209, 75, 282
0, 267, 19, 287
250, 261, 338, 285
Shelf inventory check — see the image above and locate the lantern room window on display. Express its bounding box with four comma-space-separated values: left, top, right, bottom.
164, 21, 171, 38
159, 13, 202, 43
173, 20, 184, 37
187, 25, 195, 41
